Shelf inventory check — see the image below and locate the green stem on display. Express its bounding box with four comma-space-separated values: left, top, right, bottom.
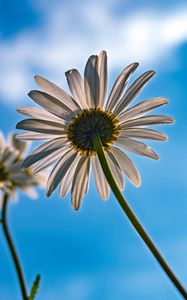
92, 135, 187, 299
1, 193, 28, 300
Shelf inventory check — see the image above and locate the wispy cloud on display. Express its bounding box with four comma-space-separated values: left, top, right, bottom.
0, 1, 187, 102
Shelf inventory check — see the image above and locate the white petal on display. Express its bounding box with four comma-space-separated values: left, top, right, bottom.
15, 132, 57, 141
84, 158, 91, 195
31, 147, 66, 173
118, 97, 168, 123
106, 63, 139, 112
22, 187, 38, 199
84, 55, 99, 108
71, 156, 90, 210
92, 155, 110, 200
8, 133, 27, 155
0, 131, 5, 148
84, 160, 91, 195
22, 137, 69, 169
106, 151, 124, 190
65, 69, 88, 109
10, 173, 29, 184
98, 50, 108, 108
46, 149, 77, 196
2, 147, 18, 166
119, 128, 168, 141
60, 154, 80, 197
115, 137, 159, 160
16, 118, 67, 135
114, 71, 155, 116
28, 91, 75, 121
9, 160, 23, 173
33, 172, 47, 186
9, 171, 40, 186
34, 75, 80, 112
120, 115, 174, 128
110, 147, 141, 187
17, 107, 66, 123
32, 137, 68, 155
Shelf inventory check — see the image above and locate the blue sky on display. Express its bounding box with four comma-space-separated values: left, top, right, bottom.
0, 0, 187, 299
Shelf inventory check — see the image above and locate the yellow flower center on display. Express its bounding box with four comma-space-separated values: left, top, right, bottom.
0, 162, 8, 184
67, 108, 120, 155
23, 168, 33, 176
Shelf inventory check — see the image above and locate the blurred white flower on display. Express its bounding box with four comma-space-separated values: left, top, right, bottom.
0, 132, 46, 200
16, 50, 174, 210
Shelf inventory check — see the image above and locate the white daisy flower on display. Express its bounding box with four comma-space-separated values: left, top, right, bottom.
16, 50, 174, 210
0, 132, 46, 199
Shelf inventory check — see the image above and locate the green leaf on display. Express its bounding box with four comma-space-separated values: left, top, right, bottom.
29, 274, 41, 300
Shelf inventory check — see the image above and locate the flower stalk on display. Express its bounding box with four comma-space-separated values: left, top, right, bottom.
92, 135, 187, 299
1, 193, 28, 300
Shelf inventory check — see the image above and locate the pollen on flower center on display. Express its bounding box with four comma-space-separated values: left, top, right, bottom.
67, 108, 120, 155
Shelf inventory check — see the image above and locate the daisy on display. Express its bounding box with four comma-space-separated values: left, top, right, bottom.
0, 132, 46, 300
0, 132, 46, 199
16, 50, 174, 210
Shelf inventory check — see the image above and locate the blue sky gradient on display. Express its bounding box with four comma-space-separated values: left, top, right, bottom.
0, 0, 187, 299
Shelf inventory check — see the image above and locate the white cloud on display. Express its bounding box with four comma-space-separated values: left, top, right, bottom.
0, 1, 187, 102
